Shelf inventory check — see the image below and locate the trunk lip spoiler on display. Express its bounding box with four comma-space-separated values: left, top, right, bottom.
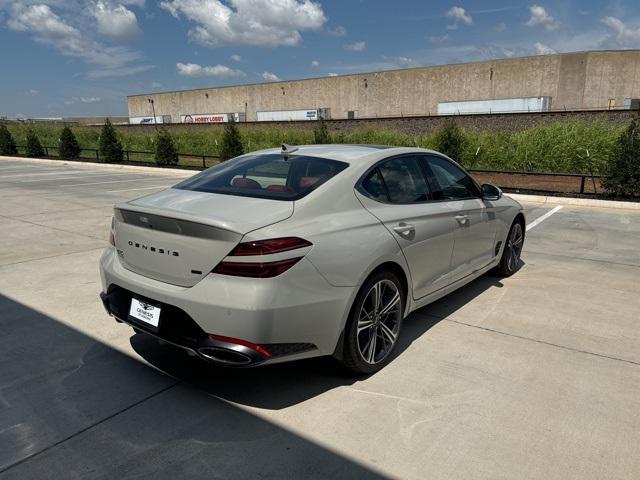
115, 207, 240, 241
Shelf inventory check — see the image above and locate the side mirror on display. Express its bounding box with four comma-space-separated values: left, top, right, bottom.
481, 183, 502, 201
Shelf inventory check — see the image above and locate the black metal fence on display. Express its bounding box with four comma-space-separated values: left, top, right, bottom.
469, 169, 602, 195
13, 145, 219, 169
10, 146, 604, 195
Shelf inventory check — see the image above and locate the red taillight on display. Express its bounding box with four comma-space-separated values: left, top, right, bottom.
209, 334, 271, 358
213, 257, 303, 278
228, 237, 312, 256
212, 237, 312, 278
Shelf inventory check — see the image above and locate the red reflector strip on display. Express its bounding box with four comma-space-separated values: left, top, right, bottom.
212, 256, 303, 278
208, 334, 271, 358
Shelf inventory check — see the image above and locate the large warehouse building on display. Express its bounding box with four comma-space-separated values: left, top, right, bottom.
127, 50, 640, 123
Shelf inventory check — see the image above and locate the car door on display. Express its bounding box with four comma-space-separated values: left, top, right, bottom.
423, 155, 497, 280
356, 155, 456, 300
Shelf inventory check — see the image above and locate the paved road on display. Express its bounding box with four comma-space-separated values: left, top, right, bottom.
1, 158, 639, 479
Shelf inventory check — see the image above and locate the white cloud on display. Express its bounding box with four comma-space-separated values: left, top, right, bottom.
345, 41, 366, 52
151, 81, 162, 88
601, 17, 640, 48
8, 4, 79, 38
176, 62, 246, 77
525, 5, 560, 31
311, 60, 319, 67
261, 71, 280, 81
121, 0, 146, 7
160, 0, 326, 47
327, 72, 338, 77
382, 55, 419, 68
64, 96, 101, 105
429, 33, 449, 44
230, 54, 241, 61
93, 1, 141, 42
534, 42, 556, 55
27, 89, 39, 96
327, 25, 346, 36
446, 6, 472, 28
88, 64, 153, 79
6, 3, 150, 78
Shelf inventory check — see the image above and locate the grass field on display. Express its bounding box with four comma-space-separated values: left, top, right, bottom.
5, 119, 627, 174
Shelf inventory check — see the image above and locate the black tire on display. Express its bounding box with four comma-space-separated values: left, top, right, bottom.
497, 219, 525, 276
342, 271, 405, 375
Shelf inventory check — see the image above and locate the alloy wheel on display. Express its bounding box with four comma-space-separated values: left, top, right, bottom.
356, 279, 402, 364
506, 222, 524, 272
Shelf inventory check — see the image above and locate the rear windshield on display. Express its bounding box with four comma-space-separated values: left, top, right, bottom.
175, 153, 349, 200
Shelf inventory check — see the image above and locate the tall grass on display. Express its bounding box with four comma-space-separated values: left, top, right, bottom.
4, 119, 625, 174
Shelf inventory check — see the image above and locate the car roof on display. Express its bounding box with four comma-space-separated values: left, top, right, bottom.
254, 144, 442, 164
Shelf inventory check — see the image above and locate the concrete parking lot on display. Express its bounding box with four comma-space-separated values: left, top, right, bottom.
1, 157, 639, 479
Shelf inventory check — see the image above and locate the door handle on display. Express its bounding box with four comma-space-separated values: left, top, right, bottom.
393, 223, 415, 237
455, 215, 469, 225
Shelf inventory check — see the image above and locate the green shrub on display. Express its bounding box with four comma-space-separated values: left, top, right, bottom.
0, 118, 629, 174
99, 118, 123, 163
0, 124, 18, 155
313, 117, 331, 144
603, 118, 640, 197
154, 129, 179, 166
25, 130, 45, 157
219, 118, 244, 161
434, 121, 465, 162
58, 126, 81, 159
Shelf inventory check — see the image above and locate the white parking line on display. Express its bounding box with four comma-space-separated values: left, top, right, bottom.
0, 167, 50, 173
107, 185, 174, 193
0, 170, 88, 178
17, 173, 150, 183
526, 206, 563, 231
62, 179, 162, 187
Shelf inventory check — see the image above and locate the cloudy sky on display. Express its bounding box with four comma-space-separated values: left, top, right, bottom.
1, 0, 639, 118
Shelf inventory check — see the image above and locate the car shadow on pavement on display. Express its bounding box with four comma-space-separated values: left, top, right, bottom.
0, 293, 387, 479
130, 273, 507, 410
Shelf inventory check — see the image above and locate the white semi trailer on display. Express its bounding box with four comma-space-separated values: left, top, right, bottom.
256, 108, 330, 122
129, 115, 170, 125
438, 97, 552, 115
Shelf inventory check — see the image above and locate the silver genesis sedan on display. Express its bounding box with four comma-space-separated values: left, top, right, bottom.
100, 145, 525, 374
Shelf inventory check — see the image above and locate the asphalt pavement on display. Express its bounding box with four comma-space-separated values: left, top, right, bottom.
1, 158, 639, 479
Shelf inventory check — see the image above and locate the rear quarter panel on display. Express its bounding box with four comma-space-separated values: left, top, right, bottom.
243, 177, 411, 289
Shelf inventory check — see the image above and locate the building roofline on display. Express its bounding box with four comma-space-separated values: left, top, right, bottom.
128, 49, 640, 99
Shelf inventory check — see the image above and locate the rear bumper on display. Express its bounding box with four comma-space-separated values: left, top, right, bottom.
100, 288, 275, 366
99, 246, 357, 363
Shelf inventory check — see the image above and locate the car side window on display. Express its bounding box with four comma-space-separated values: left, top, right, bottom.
425, 156, 480, 200
361, 168, 388, 201
377, 156, 431, 203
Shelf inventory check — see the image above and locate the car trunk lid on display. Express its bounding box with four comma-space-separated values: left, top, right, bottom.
113, 188, 294, 287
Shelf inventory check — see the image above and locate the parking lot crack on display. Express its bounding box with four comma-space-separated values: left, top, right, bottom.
525, 250, 640, 269
0, 213, 107, 241
442, 317, 640, 368
0, 246, 106, 269
0, 381, 182, 475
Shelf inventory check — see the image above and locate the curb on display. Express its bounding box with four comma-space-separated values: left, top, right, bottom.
0, 156, 196, 177
508, 193, 640, 210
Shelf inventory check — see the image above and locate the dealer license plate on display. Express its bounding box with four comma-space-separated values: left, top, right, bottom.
129, 298, 161, 327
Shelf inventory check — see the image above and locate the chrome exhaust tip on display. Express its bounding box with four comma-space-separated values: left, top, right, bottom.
197, 347, 253, 366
